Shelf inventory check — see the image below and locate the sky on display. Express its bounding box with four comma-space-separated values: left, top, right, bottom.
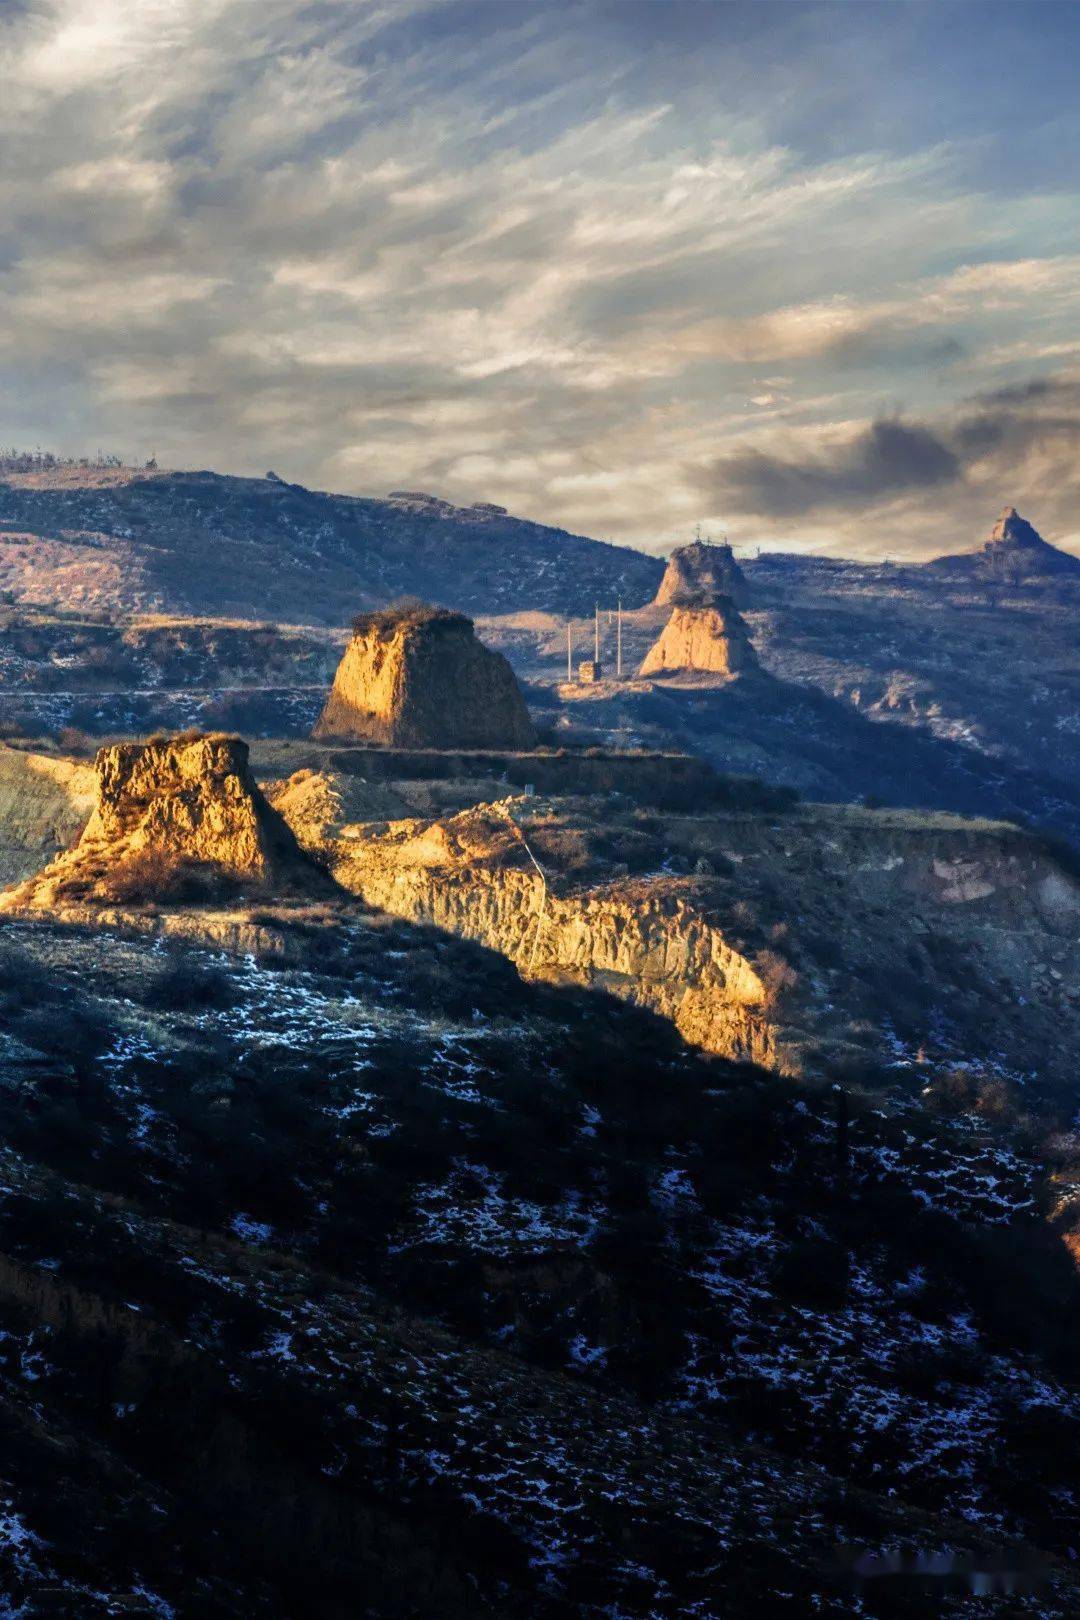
1, 0, 1079, 560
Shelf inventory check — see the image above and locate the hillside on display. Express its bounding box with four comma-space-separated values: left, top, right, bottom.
926, 505, 1080, 581
2, 894, 1080, 1614
0, 465, 661, 624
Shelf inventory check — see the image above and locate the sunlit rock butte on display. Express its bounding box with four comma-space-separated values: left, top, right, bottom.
639, 596, 760, 679
0, 732, 312, 913
314, 604, 536, 748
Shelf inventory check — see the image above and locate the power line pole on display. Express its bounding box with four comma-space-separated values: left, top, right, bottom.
566, 619, 572, 682
616, 599, 623, 678
594, 602, 600, 664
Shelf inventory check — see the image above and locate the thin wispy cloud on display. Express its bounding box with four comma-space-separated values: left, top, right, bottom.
1, 0, 1078, 557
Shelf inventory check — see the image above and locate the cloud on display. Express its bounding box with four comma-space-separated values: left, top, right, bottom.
0, 0, 1078, 559
702, 419, 961, 517
693, 370, 1080, 553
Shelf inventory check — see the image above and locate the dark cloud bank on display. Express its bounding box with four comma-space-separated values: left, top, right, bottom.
699, 373, 1080, 521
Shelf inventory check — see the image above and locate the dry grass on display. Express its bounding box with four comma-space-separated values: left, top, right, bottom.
351, 601, 469, 637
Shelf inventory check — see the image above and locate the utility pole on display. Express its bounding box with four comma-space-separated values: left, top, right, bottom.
616, 598, 623, 678
594, 602, 600, 664
566, 619, 572, 682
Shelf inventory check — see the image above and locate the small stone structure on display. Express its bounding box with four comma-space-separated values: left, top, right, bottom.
314, 604, 535, 749
577, 659, 603, 684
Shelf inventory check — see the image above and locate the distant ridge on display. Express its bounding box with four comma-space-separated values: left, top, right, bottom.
926, 505, 1080, 581
0, 464, 663, 625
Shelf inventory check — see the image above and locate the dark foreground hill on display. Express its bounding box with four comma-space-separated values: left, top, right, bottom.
0, 465, 661, 624
1, 909, 1080, 1617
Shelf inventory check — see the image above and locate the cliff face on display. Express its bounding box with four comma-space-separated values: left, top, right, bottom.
639, 599, 759, 678
295, 800, 777, 1067
655, 541, 748, 607
0, 732, 311, 912
272, 783, 1080, 1086
314, 607, 536, 748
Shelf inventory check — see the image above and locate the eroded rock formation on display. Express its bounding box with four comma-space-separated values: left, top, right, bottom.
0, 732, 312, 912
287, 796, 780, 1068
269, 780, 1080, 1083
314, 605, 536, 748
928, 505, 1080, 579
655, 540, 748, 607
639, 597, 759, 678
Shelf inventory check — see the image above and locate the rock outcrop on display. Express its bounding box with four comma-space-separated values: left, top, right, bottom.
0, 732, 314, 912
639, 597, 759, 679
314, 605, 536, 748
927, 505, 1080, 580
654, 541, 748, 608
286, 795, 779, 1068
270, 781, 1080, 1084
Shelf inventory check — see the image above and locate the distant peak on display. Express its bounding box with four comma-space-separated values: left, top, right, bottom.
988, 506, 1043, 550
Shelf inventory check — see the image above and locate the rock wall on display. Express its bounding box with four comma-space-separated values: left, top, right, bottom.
333, 842, 778, 1068
272, 784, 1080, 1084
639, 600, 759, 678
314, 608, 536, 748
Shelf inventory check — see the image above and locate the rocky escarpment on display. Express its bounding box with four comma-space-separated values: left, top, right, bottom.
314, 605, 536, 748
0, 732, 315, 914
927, 504, 1080, 580
639, 597, 759, 678
655, 540, 748, 607
280, 794, 778, 1067
273, 783, 1080, 1087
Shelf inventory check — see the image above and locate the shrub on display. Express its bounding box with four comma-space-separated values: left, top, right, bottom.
142, 949, 238, 1011
756, 947, 801, 1008
56, 726, 94, 756
98, 849, 240, 907
352, 601, 466, 637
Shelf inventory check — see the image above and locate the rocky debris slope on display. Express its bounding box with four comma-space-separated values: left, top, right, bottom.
639, 596, 759, 678
0, 745, 95, 884
927, 504, 1080, 580
654, 539, 748, 607
0, 732, 317, 914
0, 464, 662, 622
314, 604, 536, 748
